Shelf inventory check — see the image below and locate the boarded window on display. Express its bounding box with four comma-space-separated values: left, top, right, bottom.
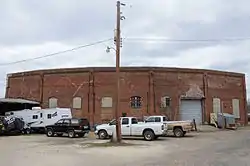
101, 97, 113, 108
49, 97, 58, 108
161, 96, 171, 108
130, 96, 142, 108
213, 98, 221, 114
232, 99, 240, 118
73, 97, 82, 109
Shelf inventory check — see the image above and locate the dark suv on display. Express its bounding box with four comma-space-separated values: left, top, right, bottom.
45, 118, 90, 138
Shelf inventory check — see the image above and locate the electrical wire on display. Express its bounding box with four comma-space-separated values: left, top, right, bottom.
0, 38, 112, 66
123, 37, 250, 42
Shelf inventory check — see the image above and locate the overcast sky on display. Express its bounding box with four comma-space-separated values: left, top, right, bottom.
0, 0, 250, 97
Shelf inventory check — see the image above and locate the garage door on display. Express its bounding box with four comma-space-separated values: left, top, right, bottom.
179, 100, 202, 125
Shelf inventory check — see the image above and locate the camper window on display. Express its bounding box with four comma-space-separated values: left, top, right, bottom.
47, 114, 52, 119
40, 113, 43, 118
33, 115, 38, 119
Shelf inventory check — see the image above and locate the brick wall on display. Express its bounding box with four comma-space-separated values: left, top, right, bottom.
5, 67, 247, 125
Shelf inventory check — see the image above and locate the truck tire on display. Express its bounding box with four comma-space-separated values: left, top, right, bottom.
68, 130, 75, 138
143, 130, 155, 141
98, 130, 108, 139
174, 128, 184, 137
46, 129, 54, 137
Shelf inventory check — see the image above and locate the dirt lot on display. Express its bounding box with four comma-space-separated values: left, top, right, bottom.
1, 130, 250, 166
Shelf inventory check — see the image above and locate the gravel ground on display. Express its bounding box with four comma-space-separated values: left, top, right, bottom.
0, 130, 250, 166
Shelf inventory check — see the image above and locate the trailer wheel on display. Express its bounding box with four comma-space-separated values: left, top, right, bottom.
68, 130, 75, 138
46, 129, 54, 137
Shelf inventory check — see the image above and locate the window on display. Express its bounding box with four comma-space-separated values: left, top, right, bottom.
122, 118, 129, 125
47, 114, 52, 119
155, 117, 161, 122
73, 97, 82, 109
213, 98, 221, 114
232, 99, 240, 118
163, 116, 167, 121
49, 97, 58, 108
71, 119, 79, 124
145, 117, 155, 122
161, 96, 171, 108
40, 113, 43, 118
130, 96, 142, 108
101, 97, 113, 108
109, 119, 116, 125
131, 118, 138, 124
63, 119, 70, 124
57, 119, 64, 124
32, 115, 38, 119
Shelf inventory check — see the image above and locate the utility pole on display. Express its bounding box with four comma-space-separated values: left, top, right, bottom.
114, 0, 122, 143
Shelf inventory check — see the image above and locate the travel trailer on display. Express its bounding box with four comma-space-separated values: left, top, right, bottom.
5, 107, 72, 133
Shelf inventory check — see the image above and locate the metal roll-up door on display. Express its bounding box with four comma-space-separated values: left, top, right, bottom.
180, 100, 202, 124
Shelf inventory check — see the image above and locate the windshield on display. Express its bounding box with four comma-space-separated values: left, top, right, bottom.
109, 119, 116, 125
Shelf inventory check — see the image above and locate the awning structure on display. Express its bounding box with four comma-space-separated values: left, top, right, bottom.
0, 98, 40, 105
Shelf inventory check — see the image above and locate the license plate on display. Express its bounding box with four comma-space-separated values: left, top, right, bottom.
84, 126, 88, 129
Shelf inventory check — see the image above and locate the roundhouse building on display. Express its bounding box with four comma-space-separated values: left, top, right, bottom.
5, 67, 248, 126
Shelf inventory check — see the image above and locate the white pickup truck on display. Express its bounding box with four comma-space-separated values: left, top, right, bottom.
145, 116, 194, 137
94, 117, 168, 141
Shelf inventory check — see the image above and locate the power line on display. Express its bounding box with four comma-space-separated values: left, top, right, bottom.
123, 37, 250, 42
0, 38, 112, 66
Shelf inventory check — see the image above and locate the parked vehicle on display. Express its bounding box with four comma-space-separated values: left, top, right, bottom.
0, 115, 31, 135
5, 107, 72, 133
145, 115, 194, 137
45, 118, 90, 138
95, 117, 168, 141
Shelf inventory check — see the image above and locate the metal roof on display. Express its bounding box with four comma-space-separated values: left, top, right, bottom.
0, 98, 40, 104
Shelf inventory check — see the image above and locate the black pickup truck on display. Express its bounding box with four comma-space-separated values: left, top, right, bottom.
45, 118, 90, 138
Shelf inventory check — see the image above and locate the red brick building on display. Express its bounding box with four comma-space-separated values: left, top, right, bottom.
5, 67, 248, 126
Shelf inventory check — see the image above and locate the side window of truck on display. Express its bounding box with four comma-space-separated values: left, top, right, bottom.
122, 118, 129, 125
155, 117, 161, 122
131, 118, 138, 124
145, 117, 155, 122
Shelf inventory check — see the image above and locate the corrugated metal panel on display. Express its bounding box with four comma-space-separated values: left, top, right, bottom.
213, 98, 221, 114
232, 98, 240, 118
180, 100, 202, 124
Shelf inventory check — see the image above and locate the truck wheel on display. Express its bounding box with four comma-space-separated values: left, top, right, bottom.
46, 129, 54, 137
68, 130, 75, 138
143, 130, 155, 141
98, 130, 108, 139
174, 128, 184, 137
